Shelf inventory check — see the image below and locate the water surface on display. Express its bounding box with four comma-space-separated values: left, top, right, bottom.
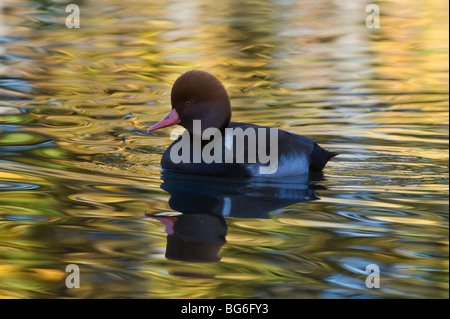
0, 0, 448, 298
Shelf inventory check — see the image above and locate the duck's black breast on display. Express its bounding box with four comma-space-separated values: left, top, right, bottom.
161, 146, 251, 177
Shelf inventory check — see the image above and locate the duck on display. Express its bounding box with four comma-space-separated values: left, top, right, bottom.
147, 70, 338, 177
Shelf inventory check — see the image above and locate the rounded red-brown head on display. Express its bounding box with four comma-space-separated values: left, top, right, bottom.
147, 70, 231, 135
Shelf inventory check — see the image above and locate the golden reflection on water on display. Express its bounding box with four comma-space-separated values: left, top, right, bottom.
0, 0, 448, 298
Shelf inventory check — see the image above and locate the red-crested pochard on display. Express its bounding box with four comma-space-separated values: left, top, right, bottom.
147, 70, 337, 177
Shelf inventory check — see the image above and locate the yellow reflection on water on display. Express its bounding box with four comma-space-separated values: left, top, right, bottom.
0, 0, 448, 299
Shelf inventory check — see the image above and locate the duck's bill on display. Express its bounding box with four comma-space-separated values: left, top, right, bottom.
147, 108, 181, 133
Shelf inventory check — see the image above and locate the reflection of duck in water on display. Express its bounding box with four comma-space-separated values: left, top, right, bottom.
146, 172, 322, 263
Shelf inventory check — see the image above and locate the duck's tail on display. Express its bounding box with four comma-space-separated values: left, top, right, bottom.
309, 144, 339, 172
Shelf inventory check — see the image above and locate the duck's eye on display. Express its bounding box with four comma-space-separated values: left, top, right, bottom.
184, 101, 192, 107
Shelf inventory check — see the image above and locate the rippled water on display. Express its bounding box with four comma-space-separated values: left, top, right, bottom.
0, 0, 448, 298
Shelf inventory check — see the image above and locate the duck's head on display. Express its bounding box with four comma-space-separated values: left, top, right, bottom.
147, 70, 231, 135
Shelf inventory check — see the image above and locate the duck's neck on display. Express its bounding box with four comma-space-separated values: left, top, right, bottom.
219, 116, 231, 133
184, 119, 230, 147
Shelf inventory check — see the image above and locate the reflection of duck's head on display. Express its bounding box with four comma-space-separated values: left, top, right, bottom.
147, 213, 226, 263
160, 171, 320, 218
